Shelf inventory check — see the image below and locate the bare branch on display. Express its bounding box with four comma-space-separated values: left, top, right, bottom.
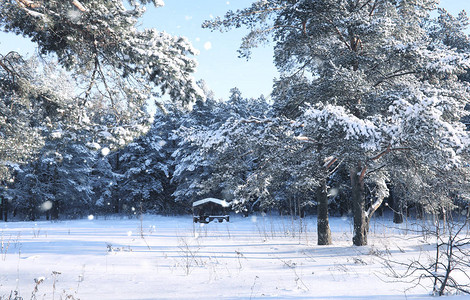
71, 0, 88, 12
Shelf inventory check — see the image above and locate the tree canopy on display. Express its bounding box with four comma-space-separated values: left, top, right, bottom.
1, 0, 470, 251
204, 0, 470, 245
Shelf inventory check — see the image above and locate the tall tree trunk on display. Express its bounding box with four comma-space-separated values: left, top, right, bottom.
393, 205, 404, 223
113, 152, 121, 214
51, 200, 59, 220
350, 165, 368, 246
392, 190, 404, 224
51, 166, 59, 220
317, 180, 332, 245
2, 197, 7, 222
1, 195, 3, 221
416, 203, 424, 220
29, 196, 36, 221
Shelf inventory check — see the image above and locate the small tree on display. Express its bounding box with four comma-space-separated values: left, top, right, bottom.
384, 213, 470, 296
381, 160, 470, 295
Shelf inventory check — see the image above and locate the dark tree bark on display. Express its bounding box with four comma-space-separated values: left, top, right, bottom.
317, 180, 332, 245
393, 207, 404, 224
350, 165, 368, 246
2, 196, 7, 222
51, 166, 60, 220
28, 199, 36, 221
392, 191, 404, 224
113, 152, 121, 214
416, 203, 424, 220
51, 200, 59, 220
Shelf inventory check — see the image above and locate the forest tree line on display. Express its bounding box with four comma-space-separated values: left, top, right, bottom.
2, 0, 470, 246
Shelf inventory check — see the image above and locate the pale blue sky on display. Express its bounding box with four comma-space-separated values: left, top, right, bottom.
1, 0, 469, 101
144, 0, 276, 100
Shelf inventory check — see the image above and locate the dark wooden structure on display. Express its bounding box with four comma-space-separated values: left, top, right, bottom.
192, 198, 231, 223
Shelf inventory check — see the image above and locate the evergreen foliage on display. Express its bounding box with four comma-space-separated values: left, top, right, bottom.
204, 0, 470, 245
1, 0, 470, 252
0, 0, 202, 106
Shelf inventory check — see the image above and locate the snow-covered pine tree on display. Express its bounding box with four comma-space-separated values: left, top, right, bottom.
171, 96, 230, 207
171, 88, 250, 207
0, 54, 66, 181
4, 164, 41, 221
0, 54, 83, 220
430, 8, 470, 55
1, 0, 206, 218
112, 120, 175, 215
205, 0, 470, 246
1, 0, 203, 193
91, 152, 116, 214
7, 133, 97, 220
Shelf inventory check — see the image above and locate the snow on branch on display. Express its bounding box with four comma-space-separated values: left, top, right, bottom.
240, 117, 272, 124
303, 104, 383, 151
152, 0, 165, 7
424, 47, 470, 74
365, 172, 389, 218
386, 91, 470, 167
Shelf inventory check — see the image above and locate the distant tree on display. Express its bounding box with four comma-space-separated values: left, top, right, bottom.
171, 98, 230, 207
113, 117, 176, 215
7, 134, 97, 220
91, 152, 116, 214
0, 54, 74, 179
1, 0, 205, 219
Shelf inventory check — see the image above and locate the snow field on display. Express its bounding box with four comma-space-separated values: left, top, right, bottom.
0, 215, 468, 299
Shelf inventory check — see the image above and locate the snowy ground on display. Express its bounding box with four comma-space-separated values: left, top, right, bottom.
0, 214, 468, 299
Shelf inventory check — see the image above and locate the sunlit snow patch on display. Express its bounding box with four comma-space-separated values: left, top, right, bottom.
88, 215, 94, 221
51, 130, 63, 139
